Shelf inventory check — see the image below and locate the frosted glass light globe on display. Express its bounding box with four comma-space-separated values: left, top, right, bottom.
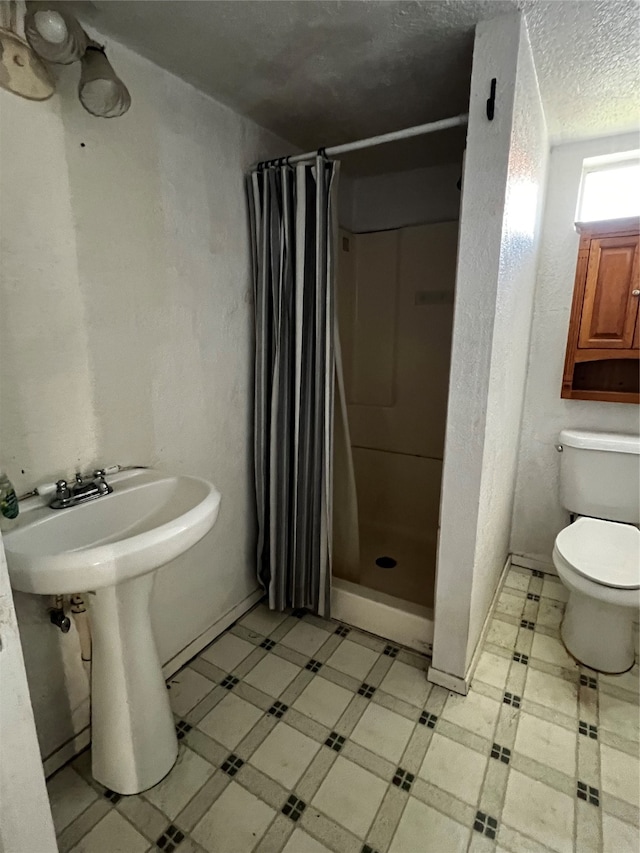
24, 6, 87, 64
79, 46, 131, 118
33, 10, 67, 44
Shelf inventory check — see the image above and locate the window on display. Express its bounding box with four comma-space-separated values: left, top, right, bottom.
577, 153, 640, 222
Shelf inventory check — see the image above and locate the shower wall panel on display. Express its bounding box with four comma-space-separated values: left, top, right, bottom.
336, 221, 459, 608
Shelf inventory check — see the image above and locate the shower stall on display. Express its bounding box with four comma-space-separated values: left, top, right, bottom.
332, 216, 459, 651
246, 10, 546, 691
249, 113, 466, 655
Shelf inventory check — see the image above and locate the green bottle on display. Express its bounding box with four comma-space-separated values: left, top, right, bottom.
0, 469, 19, 519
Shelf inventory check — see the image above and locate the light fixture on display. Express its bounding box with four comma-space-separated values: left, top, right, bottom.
1, 0, 131, 118
0, 0, 54, 100
79, 42, 131, 118
24, 2, 87, 64
32, 9, 65, 42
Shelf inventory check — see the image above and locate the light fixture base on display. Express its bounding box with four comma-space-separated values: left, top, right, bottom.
0, 27, 54, 100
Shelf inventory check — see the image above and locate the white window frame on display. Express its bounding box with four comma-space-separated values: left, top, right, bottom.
576, 150, 640, 223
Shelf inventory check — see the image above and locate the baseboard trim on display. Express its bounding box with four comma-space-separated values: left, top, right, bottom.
162, 588, 263, 679
332, 578, 433, 655
44, 728, 91, 778
44, 588, 263, 779
426, 666, 469, 695
510, 553, 557, 576
428, 554, 512, 696
464, 553, 512, 686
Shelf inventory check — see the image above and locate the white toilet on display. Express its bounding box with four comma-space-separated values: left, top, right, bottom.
553, 429, 640, 674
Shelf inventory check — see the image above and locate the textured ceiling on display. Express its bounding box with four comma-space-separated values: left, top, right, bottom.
73, 1, 640, 175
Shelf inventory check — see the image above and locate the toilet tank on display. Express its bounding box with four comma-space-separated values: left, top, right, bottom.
559, 430, 640, 524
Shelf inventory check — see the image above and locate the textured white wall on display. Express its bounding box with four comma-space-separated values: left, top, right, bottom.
511, 132, 640, 566
0, 536, 57, 853
343, 163, 461, 233
432, 13, 548, 681
0, 38, 289, 761
466, 20, 549, 664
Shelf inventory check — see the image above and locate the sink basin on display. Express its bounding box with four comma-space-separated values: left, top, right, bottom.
6, 468, 220, 595
4, 468, 221, 795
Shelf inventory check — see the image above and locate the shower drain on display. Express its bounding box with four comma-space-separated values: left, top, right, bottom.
375, 556, 397, 569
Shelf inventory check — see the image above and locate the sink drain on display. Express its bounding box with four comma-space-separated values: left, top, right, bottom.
375, 556, 397, 569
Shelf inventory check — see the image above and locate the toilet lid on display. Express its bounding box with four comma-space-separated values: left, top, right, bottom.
555, 518, 640, 589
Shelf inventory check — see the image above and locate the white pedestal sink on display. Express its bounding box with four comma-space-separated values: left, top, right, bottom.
4, 469, 221, 794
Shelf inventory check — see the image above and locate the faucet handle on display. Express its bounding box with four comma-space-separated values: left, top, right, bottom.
50, 479, 73, 509
54, 480, 72, 501
92, 469, 111, 495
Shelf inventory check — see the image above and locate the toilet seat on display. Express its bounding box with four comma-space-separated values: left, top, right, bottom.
554, 517, 640, 590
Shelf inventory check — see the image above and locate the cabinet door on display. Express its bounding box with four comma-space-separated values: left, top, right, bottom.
578, 235, 640, 349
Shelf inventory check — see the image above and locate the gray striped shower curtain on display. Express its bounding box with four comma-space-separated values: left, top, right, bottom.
247, 156, 339, 617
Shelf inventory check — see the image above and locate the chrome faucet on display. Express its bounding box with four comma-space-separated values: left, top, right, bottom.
50, 469, 113, 509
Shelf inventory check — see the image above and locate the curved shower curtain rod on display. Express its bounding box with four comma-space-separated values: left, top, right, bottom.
256, 112, 469, 169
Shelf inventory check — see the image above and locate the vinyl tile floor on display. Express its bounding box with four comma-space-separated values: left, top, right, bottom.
48, 566, 639, 853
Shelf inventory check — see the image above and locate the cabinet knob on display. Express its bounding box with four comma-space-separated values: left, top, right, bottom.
632, 289, 640, 296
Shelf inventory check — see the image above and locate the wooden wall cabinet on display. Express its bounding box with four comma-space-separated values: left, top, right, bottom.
561, 217, 640, 403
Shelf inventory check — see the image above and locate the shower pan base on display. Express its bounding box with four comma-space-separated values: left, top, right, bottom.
331, 578, 433, 655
